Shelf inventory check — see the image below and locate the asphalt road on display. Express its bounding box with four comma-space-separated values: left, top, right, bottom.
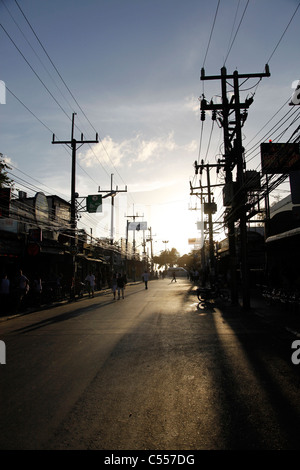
1, 278, 300, 450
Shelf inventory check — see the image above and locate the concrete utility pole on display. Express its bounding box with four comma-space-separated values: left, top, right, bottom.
125, 208, 144, 281
98, 174, 127, 245
52, 113, 99, 288
147, 227, 154, 271
200, 65, 270, 309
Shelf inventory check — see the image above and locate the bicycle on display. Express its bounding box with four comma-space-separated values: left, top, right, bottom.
196, 284, 230, 304
196, 286, 213, 302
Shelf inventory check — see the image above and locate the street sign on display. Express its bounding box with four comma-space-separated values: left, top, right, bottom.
128, 221, 147, 231
261, 142, 300, 174
87, 195, 102, 213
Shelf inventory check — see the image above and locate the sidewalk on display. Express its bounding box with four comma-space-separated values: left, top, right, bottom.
245, 289, 300, 338
0, 281, 143, 322
218, 288, 300, 339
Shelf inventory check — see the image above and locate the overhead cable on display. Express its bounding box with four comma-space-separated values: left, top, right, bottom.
266, 1, 300, 63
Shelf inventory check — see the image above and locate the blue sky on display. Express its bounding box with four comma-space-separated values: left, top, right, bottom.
1, 0, 299, 256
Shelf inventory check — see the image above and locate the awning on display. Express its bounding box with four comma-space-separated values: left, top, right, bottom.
266, 226, 300, 243
76, 254, 109, 264
40, 246, 65, 255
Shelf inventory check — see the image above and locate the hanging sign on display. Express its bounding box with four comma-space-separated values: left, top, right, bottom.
87, 195, 102, 213
128, 221, 147, 231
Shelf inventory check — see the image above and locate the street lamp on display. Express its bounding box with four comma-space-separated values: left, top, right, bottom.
162, 240, 169, 250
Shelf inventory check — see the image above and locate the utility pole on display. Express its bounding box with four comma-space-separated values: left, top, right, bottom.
97, 174, 127, 245
162, 240, 169, 270
147, 227, 154, 271
125, 207, 144, 281
52, 113, 99, 294
200, 65, 270, 309
191, 162, 221, 279
206, 164, 216, 272
189, 190, 205, 267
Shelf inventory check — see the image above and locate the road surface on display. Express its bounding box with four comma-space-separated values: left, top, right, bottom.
0, 278, 300, 450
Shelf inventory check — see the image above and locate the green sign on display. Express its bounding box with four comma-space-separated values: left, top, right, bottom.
87, 195, 102, 213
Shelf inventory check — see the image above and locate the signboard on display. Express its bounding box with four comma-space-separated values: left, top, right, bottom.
261, 142, 300, 174
87, 195, 102, 213
128, 221, 147, 231
188, 238, 201, 245
0, 218, 18, 233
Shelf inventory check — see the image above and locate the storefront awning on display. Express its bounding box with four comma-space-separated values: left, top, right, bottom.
266, 226, 300, 243
76, 254, 109, 264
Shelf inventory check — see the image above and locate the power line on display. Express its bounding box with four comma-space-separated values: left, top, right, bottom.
13, 0, 132, 196
223, 0, 250, 66
0, 24, 71, 121
202, 0, 220, 69
3, 1, 132, 204
266, 1, 300, 63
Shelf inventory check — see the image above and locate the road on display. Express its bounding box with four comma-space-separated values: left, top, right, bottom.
0, 278, 300, 450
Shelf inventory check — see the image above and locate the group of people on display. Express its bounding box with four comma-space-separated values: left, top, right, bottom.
0, 269, 35, 314
111, 270, 151, 299
111, 272, 127, 300
0, 267, 155, 312
85, 272, 96, 298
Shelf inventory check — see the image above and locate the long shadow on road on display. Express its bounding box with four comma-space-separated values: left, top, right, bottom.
186, 285, 300, 449
11, 288, 146, 334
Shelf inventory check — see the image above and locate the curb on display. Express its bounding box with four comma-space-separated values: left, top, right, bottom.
0, 281, 143, 322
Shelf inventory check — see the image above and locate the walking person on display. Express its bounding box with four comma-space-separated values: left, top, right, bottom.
117, 273, 125, 299
16, 269, 29, 312
85, 271, 95, 298
171, 270, 177, 282
111, 273, 118, 300
142, 270, 149, 289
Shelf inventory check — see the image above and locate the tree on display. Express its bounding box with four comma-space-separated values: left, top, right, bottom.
0, 153, 13, 188
153, 247, 180, 269
177, 253, 194, 269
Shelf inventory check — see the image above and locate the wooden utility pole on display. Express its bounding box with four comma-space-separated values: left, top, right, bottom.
192, 162, 221, 278
52, 113, 98, 292
199, 65, 270, 309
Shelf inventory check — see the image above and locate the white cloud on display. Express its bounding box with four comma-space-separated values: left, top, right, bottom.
78, 132, 180, 169
2, 155, 13, 166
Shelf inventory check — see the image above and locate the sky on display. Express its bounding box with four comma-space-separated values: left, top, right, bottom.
0, 0, 299, 256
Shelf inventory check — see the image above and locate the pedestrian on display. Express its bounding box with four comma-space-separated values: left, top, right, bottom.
111, 273, 117, 300
16, 269, 29, 311
85, 271, 95, 298
142, 270, 149, 289
171, 270, 177, 282
117, 273, 125, 299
